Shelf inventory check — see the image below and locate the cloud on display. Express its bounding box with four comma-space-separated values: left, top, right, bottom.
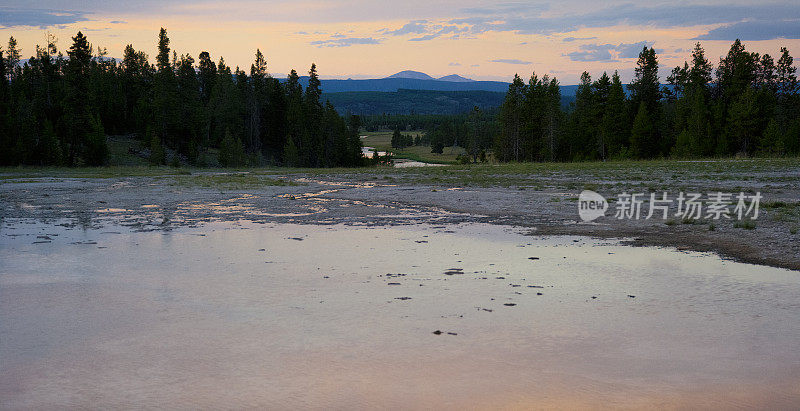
409, 33, 440, 41
565, 41, 655, 62
563, 36, 598, 42
497, 4, 800, 35
310, 36, 382, 48
694, 19, 800, 40
490, 58, 532, 65
398, 3, 800, 40
0, 7, 90, 28
109, 20, 126, 24
384, 21, 470, 41
384, 20, 429, 36
566, 44, 615, 62
448, 62, 461, 66
459, 3, 550, 16
615, 41, 654, 58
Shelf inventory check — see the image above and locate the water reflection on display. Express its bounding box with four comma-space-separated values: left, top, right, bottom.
1, 221, 799, 409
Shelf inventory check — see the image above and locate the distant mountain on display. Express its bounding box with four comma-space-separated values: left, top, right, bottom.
384, 70, 435, 80
437, 74, 474, 82
292, 76, 510, 93
279, 76, 593, 114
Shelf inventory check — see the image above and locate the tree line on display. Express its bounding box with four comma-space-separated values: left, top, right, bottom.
495, 40, 799, 162
0, 29, 364, 167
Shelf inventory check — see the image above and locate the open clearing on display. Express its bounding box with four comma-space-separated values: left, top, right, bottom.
2, 158, 799, 270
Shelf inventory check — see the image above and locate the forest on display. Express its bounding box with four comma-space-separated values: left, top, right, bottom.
1, 32, 798, 167
493, 41, 800, 162
0, 29, 364, 167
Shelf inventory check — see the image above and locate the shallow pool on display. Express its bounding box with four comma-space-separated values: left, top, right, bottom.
1, 220, 798, 408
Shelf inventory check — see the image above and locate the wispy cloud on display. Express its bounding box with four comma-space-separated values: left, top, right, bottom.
565, 41, 654, 62
0, 7, 89, 28
563, 36, 598, 42
694, 19, 800, 40
383, 20, 429, 36
385, 3, 800, 41
490, 58, 532, 65
310, 36, 382, 48
409, 33, 439, 41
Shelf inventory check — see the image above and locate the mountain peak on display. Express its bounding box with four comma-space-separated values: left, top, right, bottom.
384, 70, 434, 80
437, 74, 474, 82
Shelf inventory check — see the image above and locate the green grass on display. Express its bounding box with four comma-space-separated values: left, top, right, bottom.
734, 220, 757, 230
360, 131, 463, 164
4, 157, 800, 193
0, 166, 191, 179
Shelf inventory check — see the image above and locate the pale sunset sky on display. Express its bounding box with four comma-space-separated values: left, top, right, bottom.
2, 1, 799, 84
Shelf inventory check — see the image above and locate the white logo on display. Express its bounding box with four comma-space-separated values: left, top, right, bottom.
578, 190, 608, 222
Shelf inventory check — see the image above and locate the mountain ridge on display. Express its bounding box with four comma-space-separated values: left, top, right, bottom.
384, 70, 435, 80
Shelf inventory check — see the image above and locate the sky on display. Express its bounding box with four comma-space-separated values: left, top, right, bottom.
1, 1, 799, 84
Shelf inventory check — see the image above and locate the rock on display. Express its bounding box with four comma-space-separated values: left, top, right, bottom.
394, 297, 412, 300
447, 332, 457, 336
387, 282, 401, 285
628, 295, 636, 298
536, 292, 543, 296
287, 237, 304, 241
504, 303, 516, 306
433, 330, 442, 335
528, 257, 540, 260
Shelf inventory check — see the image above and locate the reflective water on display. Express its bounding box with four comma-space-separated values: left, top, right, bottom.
1, 220, 799, 409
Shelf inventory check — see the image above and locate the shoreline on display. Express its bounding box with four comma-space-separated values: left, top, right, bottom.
2, 161, 799, 271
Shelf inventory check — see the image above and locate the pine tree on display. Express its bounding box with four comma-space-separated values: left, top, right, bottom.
84, 115, 108, 166
285, 69, 304, 164
570, 71, 594, 160
777, 47, 798, 95
6, 36, 21, 81
592, 72, 611, 159
391, 126, 404, 148
37, 119, 63, 165
176, 53, 203, 161
153, 28, 180, 148
304, 63, 323, 166
630, 102, 654, 158
219, 129, 247, 167
249, 49, 268, 155
602, 71, 628, 158
64, 31, 93, 165
283, 135, 299, 166
495, 74, 526, 161
0, 50, 10, 165
629, 46, 661, 157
